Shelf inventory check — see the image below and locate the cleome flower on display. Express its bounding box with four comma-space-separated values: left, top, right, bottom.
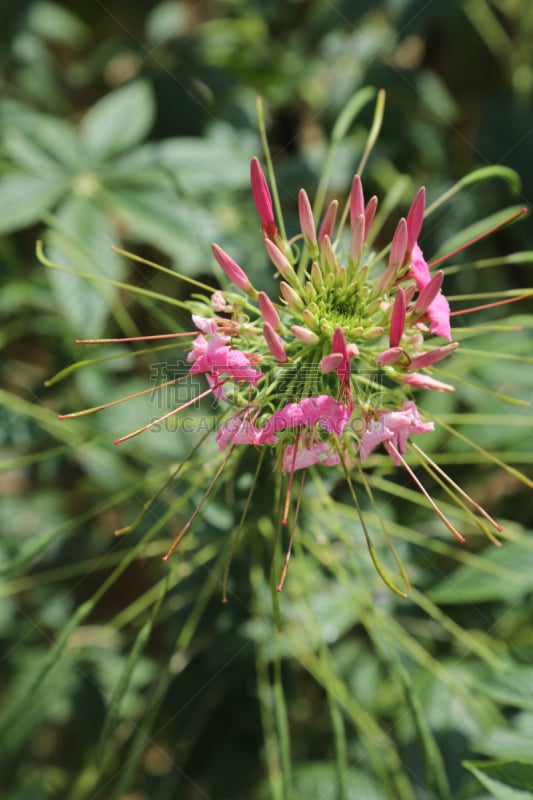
51, 135, 529, 597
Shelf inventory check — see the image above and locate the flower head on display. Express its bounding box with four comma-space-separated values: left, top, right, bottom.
58, 128, 524, 594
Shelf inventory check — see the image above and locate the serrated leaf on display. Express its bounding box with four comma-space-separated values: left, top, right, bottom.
464, 760, 533, 799
80, 81, 155, 159
0, 173, 67, 234
429, 540, 533, 604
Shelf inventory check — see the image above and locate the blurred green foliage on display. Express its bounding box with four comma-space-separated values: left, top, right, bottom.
1, 1, 533, 799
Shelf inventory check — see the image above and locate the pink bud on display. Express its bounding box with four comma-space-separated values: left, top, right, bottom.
350, 215, 365, 263
258, 291, 280, 329
298, 189, 317, 247
409, 342, 458, 370
250, 157, 277, 239
212, 244, 251, 292
280, 281, 304, 311
291, 325, 318, 344
211, 290, 230, 312
350, 175, 364, 229
310, 261, 324, 289
265, 238, 296, 283
414, 270, 444, 314
390, 287, 406, 347
401, 373, 455, 392
406, 187, 426, 253
318, 199, 338, 243
389, 218, 408, 269
346, 343, 360, 358
263, 323, 288, 362
377, 346, 404, 366
364, 195, 378, 235
332, 325, 347, 356
320, 235, 337, 273
320, 353, 343, 373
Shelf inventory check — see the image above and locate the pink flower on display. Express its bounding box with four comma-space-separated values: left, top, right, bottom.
359, 400, 434, 465
187, 316, 230, 363
258, 395, 351, 443
411, 244, 451, 340
282, 441, 340, 471
190, 346, 263, 386
216, 411, 277, 450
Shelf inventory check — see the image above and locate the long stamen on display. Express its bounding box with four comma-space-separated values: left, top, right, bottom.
277, 470, 306, 592
111, 245, 218, 292
59, 375, 190, 419
387, 443, 465, 543
76, 332, 197, 344
428, 207, 528, 269
222, 449, 265, 603
450, 292, 533, 316
337, 448, 408, 597
115, 426, 214, 536
113, 386, 217, 445
282, 430, 301, 525
162, 446, 236, 562
410, 442, 503, 534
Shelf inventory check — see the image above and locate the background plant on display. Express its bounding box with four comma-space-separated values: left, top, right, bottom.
1, 2, 533, 799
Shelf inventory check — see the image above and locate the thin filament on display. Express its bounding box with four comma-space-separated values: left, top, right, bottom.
162, 446, 235, 561
277, 470, 306, 592
387, 443, 465, 543
113, 386, 216, 445
410, 442, 503, 533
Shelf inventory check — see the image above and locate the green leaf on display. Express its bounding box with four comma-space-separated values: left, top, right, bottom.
464, 760, 533, 799
290, 762, 388, 800
0, 102, 84, 168
157, 125, 257, 194
429, 540, 533, 604
80, 81, 155, 159
45, 196, 126, 334
3, 129, 65, 175
474, 714, 533, 760
477, 667, 533, 711
101, 186, 219, 271
0, 173, 67, 234
29, 1, 90, 46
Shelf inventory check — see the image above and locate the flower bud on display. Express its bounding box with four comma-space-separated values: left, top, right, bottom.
291, 325, 319, 344
280, 281, 304, 311
212, 244, 253, 293
258, 291, 280, 329
298, 189, 317, 249
318, 199, 338, 243
263, 323, 288, 362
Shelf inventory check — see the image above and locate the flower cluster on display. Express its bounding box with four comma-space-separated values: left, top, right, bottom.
57, 151, 521, 593
186, 161, 459, 489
